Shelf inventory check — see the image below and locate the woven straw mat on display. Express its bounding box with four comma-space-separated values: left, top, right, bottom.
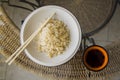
43, 0, 115, 35
0, 4, 120, 80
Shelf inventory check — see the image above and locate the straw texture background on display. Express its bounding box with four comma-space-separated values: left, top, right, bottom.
0, 1, 120, 80
43, 0, 115, 35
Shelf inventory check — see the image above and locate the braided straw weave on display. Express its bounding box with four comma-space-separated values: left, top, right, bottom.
0, 5, 120, 80
43, 0, 116, 35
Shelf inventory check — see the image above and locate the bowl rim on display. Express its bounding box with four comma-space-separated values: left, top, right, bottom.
20, 5, 82, 66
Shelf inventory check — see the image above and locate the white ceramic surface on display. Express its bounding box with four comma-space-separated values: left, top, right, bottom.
20, 5, 81, 66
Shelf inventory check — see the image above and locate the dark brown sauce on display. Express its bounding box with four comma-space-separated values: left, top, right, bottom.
86, 49, 105, 68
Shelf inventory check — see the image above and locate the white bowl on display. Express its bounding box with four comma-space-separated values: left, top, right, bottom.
20, 5, 82, 67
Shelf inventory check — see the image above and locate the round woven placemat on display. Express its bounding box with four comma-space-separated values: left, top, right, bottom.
43, 0, 116, 37
0, 5, 120, 80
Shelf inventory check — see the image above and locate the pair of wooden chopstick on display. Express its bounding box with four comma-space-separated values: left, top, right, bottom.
5, 12, 55, 65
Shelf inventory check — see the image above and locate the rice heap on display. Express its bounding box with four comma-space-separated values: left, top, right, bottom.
37, 19, 70, 58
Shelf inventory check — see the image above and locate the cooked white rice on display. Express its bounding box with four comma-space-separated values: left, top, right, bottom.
37, 19, 70, 58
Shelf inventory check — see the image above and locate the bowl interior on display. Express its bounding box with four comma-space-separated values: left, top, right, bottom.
21, 6, 81, 66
